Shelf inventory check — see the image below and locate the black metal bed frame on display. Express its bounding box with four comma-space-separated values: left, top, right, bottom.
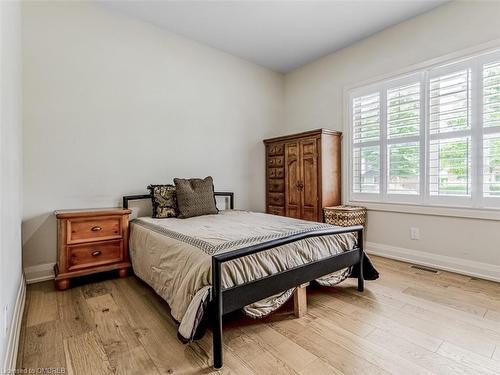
123, 191, 234, 212
123, 191, 364, 369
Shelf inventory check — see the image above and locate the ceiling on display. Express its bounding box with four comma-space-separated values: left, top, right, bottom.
102, 1, 448, 73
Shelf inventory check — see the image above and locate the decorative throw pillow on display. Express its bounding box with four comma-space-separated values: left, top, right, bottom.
173, 176, 218, 219
147, 184, 178, 218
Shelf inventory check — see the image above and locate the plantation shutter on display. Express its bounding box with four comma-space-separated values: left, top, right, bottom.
483, 60, 500, 198
352, 92, 380, 144
428, 69, 472, 197
386, 82, 421, 195
352, 92, 381, 193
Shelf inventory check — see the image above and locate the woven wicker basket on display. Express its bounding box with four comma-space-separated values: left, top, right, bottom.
323, 205, 367, 227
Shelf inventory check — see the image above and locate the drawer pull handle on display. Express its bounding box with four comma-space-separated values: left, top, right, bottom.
91, 226, 102, 232
91, 250, 102, 257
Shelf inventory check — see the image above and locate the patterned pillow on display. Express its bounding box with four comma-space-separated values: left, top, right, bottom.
173, 176, 218, 219
147, 184, 178, 218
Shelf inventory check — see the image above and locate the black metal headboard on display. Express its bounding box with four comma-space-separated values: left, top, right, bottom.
122, 192, 234, 210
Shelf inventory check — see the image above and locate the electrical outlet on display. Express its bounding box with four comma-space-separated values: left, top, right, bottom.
410, 227, 420, 240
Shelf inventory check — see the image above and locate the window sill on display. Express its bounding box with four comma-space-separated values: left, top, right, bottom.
346, 200, 500, 221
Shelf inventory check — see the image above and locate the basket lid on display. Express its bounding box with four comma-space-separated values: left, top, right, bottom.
324, 205, 366, 212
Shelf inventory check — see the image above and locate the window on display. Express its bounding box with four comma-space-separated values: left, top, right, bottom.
349, 48, 500, 209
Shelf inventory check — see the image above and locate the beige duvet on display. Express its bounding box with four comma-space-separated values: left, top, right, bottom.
129, 210, 356, 341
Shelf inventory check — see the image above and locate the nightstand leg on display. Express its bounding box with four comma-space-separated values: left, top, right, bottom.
118, 268, 129, 278
56, 279, 70, 291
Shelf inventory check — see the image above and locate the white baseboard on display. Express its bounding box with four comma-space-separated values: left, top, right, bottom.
24, 263, 55, 284
2, 274, 26, 371
366, 241, 500, 283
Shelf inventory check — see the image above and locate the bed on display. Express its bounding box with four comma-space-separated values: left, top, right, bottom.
123, 192, 376, 369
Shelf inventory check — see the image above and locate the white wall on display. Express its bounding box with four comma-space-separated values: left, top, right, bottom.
22, 2, 284, 270
284, 1, 500, 278
0, 0, 23, 367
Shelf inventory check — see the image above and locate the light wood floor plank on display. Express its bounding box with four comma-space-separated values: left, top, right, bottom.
295, 309, 434, 375
342, 271, 500, 337
107, 279, 211, 374
298, 358, 344, 375
308, 297, 378, 338
86, 293, 161, 375
485, 309, 500, 323
366, 328, 492, 375
237, 320, 318, 372
332, 287, 497, 357
437, 341, 500, 374
56, 287, 94, 339
22, 320, 66, 371
368, 267, 493, 315
313, 292, 443, 351
222, 330, 301, 375
25, 283, 58, 327
493, 346, 500, 362
64, 331, 113, 375
401, 303, 500, 349
194, 331, 259, 374
269, 315, 391, 374
402, 286, 488, 317
367, 280, 500, 336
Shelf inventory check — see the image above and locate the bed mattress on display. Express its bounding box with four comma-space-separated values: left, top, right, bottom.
129, 210, 356, 341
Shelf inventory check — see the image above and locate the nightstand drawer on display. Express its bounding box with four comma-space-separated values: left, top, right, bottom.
68, 216, 122, 244
67, 240, 123, 271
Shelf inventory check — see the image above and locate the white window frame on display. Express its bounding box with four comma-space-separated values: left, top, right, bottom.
346, 45, 500, 215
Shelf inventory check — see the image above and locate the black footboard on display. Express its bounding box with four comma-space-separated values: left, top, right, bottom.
211, 225, 364, 369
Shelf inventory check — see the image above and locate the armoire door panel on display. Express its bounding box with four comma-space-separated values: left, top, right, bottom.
285, 142, 301, 208
302, 157, 318, 206
300, 139, 319, 221
300, 140, 316, 157
287, 206, 301, 219
301, 207, 317, 222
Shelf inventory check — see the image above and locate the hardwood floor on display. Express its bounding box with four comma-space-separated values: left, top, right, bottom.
16, 255, 500, 374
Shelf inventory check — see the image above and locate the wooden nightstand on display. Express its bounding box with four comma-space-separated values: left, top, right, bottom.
54, 208, 132, 290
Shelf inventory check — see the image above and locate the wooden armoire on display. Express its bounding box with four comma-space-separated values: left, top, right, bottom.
263, 129, 342, 222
